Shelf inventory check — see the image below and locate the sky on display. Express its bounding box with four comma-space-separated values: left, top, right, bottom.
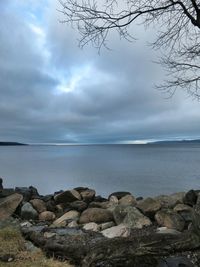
0, 0, 200, 144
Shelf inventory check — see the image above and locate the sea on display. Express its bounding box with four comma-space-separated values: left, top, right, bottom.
0, 143, 200, 198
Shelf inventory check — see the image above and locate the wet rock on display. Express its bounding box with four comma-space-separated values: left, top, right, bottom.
113, 205, 152, 229
0, 193, 23, 220
30, 199, 47, 213
183, 189, 198, 207
54, 189, 81, 204
109, 191, 131, 200
80, 189, 95, 203
21, 202, 38, 220
119, 194, 137, 206
53, 210, 80, 226
83, 222, 100, 232
137, 197, 161, 218
101, 224, 130, 238
155, 209, 185, 231
69, 200, 88, 212
39, 211, 56, 221
79, 208, 113, 224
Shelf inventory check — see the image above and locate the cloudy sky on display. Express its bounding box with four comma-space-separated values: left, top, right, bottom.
0, 0, 200, 144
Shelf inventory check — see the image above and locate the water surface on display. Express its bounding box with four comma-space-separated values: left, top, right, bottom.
0, 144, 200, 197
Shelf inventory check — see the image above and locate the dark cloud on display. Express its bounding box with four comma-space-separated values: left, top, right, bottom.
0, 0, 200, 143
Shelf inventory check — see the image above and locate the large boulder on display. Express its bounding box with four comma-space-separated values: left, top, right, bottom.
101, 224, 130, 238
119, 195, 137, 206
15, 187, 32, 201
79, 208, 113, 224
113, 206, 152, 229
54, 189, 81, 204
155, 209, 185, 231
53, 210, 80, 226
21, 202, 38, 220
0, 189, 15, 198
0, 193, 23, 220
137, 197, 161, 218
30, 199, 47, 213
154, 192, 185, 209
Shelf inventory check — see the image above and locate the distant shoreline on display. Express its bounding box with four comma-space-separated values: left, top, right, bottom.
0, 142, 28, 146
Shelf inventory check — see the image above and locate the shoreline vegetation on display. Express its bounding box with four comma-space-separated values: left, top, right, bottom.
0, 178, 200, 266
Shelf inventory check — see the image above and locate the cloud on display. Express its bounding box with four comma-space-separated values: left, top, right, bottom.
0, 0, 200, 143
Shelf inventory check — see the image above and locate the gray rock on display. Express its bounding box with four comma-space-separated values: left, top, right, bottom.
80, 189, 95, 203
70, 200, 88, 212
54, 189, 81, 204
154, 192, 185, 209
83, 222, 100, 232
21, 202, 38, 220
79, 208, 113, 224
137, 197, 161, 217
101, 224, 130, 238
173, 204, 193, 224
157, 256, 194, 267
0, 177, 3, 190
155, 209, 185, 231
15, 187, 32, 201
0, 193, 23, 220
100, 221, 115, 231
156, 227, 181, 235
119, 195, 137, 206
113, 205, 152, 229
53, 210, 80, 226
0, 189, 15, 198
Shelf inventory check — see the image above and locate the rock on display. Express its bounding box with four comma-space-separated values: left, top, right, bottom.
173, 204, 193, 224
137, 197, 161, 218
80, 189, 95, 203
41, 194, 53, 202
30, 199, 47, 213
68, 221, 79, 228
15, 187, 32, 201
54, 189, 81, 204
53, 210, 80, 226
89, 201, 110, 209
83, 222, 100, 232
109, 191, 131, 200
113, 205, 152, 229
39, 211, 56, 221
93, 195, 108, 202
100, 221, 115, 231
119, 194, 137, 206
154, 192, 185, 209
46, 199, 56, 212
155, 209, 185, 231
0, 193, 23, 220
0, 189, 15, 198
101, 224, 130, 238
156, 227, 181, 235
0, 217, 20, 230
21, 202, 38, 220
24, 241, 41, 252
44, 232, 56, 239
157, 256, 194, 267
109, 195, 119, 204
183, 189, 198, 206
70, 200, 88, 212
79, 208, 113, 224
0, 177, 3, 190
29, 186, 39, 198
136, 196, 143, 201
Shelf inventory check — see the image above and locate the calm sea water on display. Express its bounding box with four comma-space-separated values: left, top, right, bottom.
0, 144, 200, 198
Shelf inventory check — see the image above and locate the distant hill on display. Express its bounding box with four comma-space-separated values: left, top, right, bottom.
0, 142, 27, 146
153, 139, 200, 144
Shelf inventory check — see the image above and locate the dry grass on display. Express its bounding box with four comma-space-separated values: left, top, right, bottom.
0, 227, 73, 267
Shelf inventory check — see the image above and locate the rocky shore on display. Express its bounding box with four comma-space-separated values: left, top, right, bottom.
1, 177, 200, 266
